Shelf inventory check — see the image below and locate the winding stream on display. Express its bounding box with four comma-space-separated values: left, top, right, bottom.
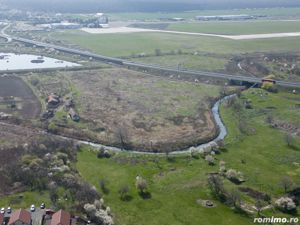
77, 94, 236, 155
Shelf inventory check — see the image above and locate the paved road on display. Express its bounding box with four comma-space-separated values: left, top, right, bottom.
0, 24, 12, 42
1, 28, 300, 88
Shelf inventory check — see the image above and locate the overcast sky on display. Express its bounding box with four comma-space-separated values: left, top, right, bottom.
2, 0, 300, 12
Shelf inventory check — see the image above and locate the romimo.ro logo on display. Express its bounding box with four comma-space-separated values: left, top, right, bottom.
254, 217, 299, 224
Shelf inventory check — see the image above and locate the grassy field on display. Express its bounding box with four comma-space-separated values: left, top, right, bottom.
219, 89, 300, 196
0, 192, 51, 210
51, 30, 300, 58
77, 150, 252, 225
132, 54, 229, 72
167, 21, 300, 35
109, 7, 300, 21
77, 88, 300, 225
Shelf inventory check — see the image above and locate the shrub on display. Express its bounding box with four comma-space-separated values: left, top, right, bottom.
226, 169, 245, 184
207, 175, 227, 202
205, 155, 215, 165
99, 179, 109, 194
48, 122, 58, 134
135, 177, 148, 193
118, 185, 129, 200
219, 160, 226, 174
97, 147, 112, 158
279, 176, 295, 193
275, 197, 296, 212
262, 82, 278, 93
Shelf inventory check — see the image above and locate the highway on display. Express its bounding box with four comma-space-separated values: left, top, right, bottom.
0, 24, 12, 42
1, 31, 300, 88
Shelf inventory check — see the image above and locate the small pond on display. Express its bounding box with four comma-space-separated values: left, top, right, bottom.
0, 53, 80, 71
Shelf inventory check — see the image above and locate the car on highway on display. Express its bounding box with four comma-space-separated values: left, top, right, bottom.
0, 207, 4, 214
7, 207, 11, 214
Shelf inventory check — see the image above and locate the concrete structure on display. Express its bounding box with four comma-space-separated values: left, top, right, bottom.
8, 209, 31, 225
95, 13, 109, 28
195, 14, 255, 21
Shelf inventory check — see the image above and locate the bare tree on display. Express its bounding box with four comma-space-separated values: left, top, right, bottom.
255, 200, 264, 216
207, 175, 227, 202
285, 134, 295, 148
135, 177, 148, 194
115, 125, 130, 150
227, 188, 241, 209
279, 176, 294, 193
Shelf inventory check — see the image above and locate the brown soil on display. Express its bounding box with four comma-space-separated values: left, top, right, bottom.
0, 76, 41, 119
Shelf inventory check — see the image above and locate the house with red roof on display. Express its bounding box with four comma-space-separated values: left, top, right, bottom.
50, 210, 71, 225
8, 209, 31, 225
0, 213, 4, 225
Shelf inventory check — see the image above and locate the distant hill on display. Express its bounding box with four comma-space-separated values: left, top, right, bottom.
2, 0, 300, 13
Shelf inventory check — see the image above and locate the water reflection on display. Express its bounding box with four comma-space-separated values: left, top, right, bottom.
0, 53, 80, 71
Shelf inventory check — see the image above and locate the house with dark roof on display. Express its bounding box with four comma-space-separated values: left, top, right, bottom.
8, 209, 31, 225
50, 210, 71, 225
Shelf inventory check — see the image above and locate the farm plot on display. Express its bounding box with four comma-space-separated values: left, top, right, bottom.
0, 76, 41, 119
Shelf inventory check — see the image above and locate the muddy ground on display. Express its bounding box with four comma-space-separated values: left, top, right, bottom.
0, 76, 41, 119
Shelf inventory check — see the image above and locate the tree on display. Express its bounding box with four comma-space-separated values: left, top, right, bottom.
219, 160, 226, 175
279, 176, 294, 193
205, 155, 215, 165
118, 185, 129, 200
49, 187, 59, 205
115, 125, 130, 150
226, 169, 245, 184
76, 183, 99, 204
285, 134, 295, 148
100, 179, 109, 194
135, 177, 148, 194
275, 197, 296, 212
155, 49, 162, 56
255, 200, 264, 216
163, 146, 172, 161
227, 188, 241, 209
207, 175, 227, 202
